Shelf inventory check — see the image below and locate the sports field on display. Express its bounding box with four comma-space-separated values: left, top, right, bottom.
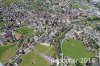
35, 44, 55, 55
62, 39, 95, 60
20, 51, 50, 66
18, 44, 54, 66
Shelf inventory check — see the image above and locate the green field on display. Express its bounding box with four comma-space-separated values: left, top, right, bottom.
70, 0, 89, 9
20, 51, 50, 66
1, 46, 17, 63
2, 0, 21, 4
15, 27, 34, 35
91, 20, 100, 24
20, 44, 54, 66
34, 31, 44, 36
0, 22, 5, 34
62, 39, 95, 60
32, 1, 41, 9
0, 44, 15, 60
88, 20, 100, 29
35, 44, 55, 55
73, 3, 89, 9
25, 0, 41, 9
0, 22, 5, 27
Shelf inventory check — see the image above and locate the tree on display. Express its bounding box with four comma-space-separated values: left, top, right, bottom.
87, 0, 91, 3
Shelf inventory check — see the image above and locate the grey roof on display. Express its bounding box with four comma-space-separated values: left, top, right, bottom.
15, 58, 22, 65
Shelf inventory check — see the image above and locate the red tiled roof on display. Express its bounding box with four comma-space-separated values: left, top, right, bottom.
15, 33, 22, 40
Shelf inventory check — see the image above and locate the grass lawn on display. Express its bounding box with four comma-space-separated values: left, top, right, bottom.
35, 44, 55, 55
0, 21, 5, 34
70, 0, 89, 9
0, 44, 15, 60
88, 20, 100, 29
20, 51, 50, 66
73, 3, 88, 9
62, 39, 95, 60
15, 26, 34, 35
90, 14, 97, 19
32, 2, 41, 9
1, 46, 17, 63
26, 1, 41, 9
31, 1, 41, 9
34, 31, 44, 36
91, 20, 100, 25
0, 22, 5, 27
3, 0, 21, 4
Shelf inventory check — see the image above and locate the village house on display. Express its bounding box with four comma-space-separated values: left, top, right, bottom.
1, 30, 15, 42
15, 33, 22, 40
0, 37, 6, 46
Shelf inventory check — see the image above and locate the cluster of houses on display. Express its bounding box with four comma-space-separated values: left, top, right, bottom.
0, 0, 100, 66
0, 30, 22, 46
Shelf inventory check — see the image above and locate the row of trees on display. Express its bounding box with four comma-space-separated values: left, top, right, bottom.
51, 25, 73, 66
